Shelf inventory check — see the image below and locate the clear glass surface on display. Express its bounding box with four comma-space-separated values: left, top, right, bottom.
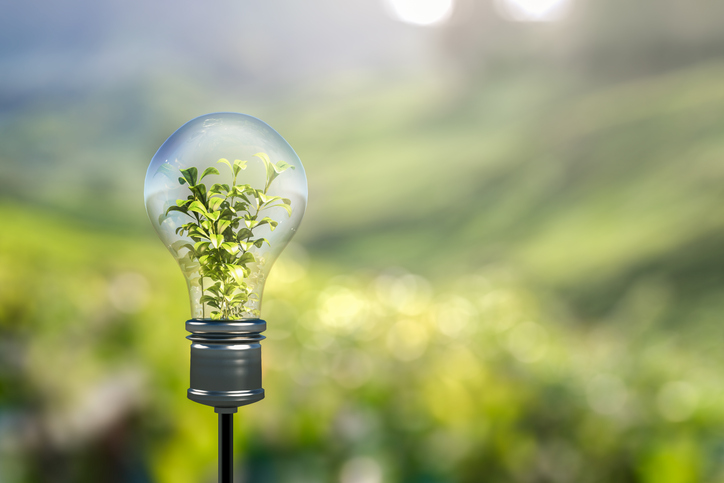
144, 113, 307, 320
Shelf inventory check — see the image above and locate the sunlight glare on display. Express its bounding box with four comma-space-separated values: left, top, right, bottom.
383, 0, 455, 26
496, 0, 572, 22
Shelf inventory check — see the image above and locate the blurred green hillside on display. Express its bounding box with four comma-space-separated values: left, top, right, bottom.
4, 61, 724, 322
3, 201, 724, 483
2, 58, 724, 482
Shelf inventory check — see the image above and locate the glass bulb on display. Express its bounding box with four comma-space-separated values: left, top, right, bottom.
144, 112, 307, 320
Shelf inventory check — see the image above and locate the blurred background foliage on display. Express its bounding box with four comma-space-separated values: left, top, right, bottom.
2, 0, 724, 482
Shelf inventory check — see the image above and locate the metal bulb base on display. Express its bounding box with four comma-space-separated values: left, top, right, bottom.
186, 319, 266, 409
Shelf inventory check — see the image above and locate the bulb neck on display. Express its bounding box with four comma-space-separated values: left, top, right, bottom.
186, 319, 266, 409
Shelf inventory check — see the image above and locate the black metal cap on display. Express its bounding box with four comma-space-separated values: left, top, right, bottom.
186, 319, 266, 408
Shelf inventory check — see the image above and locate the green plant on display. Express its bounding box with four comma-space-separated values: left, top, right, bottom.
165, 153, 294, 319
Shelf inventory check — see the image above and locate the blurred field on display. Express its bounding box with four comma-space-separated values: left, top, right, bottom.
3, 200, 724, 483
2, 55, 724, 482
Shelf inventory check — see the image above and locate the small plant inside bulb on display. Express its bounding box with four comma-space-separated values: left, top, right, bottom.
160, 153, 294, 320
145, 112, 307, 321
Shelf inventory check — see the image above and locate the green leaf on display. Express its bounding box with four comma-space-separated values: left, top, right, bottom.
253, 238, 270, 248
180, 167, 198, 186
190, 183, 207, 199
236, 228, 253, 241
217, 158, 233, 172
238, 252, 256, 264
210, 234, 224, 248
258, 193, 281, 205
273, 160, 295, 174
222, 283, 236, 296
178, 177, 187, 185
233, 159, 247, 176
200, 166, 220, 181
209, 183, 230, 196
189, 225, 209, 239
165, 205, 190, 217
228, 265, 249, 284
254, 153, 294, 192
217, 219, 231, 234
254, 152, 276, 188
208, 197, 224, 211
255, 217, 279, 231
194, 241, 210, 252
253, 152, 271, 165
243, 215, 257, 229
262, 203, 292, 216
188, 200, 209, 215
221, 242, 240, 255
232, 184, 252, 196
200, 295, 219, 306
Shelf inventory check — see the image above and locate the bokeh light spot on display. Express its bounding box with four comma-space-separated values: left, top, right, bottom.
657, 381, 699, 422
495, 0, 572, 22
586, 374, 627, 415
435, 296, 476, 338
383, 0, 454, 26
333, 350, 373, 389
507, 321, 547, 363
318, 286, 368, 330
387, 319, 429, 361
340, 456, 383, 483
374, 272, 432, 315
268, 243, 309, 285
108, 272, 150, 314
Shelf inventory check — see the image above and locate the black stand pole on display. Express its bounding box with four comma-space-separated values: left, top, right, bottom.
186, 320, 268, 483
218, 409, 234, 483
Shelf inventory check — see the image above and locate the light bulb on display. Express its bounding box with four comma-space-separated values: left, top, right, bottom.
144, 112, 308, 321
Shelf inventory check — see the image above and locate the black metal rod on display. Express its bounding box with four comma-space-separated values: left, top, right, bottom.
219, 412, 233, 483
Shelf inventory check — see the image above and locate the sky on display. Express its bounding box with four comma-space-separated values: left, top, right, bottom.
0, 0, 578, 109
